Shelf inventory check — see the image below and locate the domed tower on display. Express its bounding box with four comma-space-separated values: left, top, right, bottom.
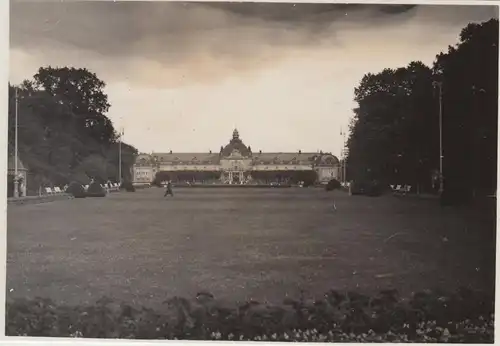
220, 128, 251, 157
232, 128, 240, 141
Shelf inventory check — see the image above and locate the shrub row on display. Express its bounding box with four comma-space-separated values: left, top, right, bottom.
6, 288, 494, 342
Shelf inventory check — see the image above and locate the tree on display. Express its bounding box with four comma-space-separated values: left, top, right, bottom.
105, 142, 138, 182
8, 66, 139, 194
346, 18, 498, 200
433, 19, 498, 197
33, 66, 115, 147
348, 62, 436, 190
76, 154, 109, 182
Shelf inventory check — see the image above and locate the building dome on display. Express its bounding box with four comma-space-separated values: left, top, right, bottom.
322, 155, 340, 165
312, 153, 339, 166
221, 128, 251, 157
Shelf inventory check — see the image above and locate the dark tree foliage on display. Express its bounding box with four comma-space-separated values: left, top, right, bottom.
33, 66, 115, 146
434, 19, 498, 198
348, 62, 435, 190
347, 19, 498, 198
8, 67, 138, 192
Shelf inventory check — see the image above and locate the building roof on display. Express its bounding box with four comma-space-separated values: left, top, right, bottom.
153, 153, 221, 164
7, 155, 27, 171
220, 129, 252, 157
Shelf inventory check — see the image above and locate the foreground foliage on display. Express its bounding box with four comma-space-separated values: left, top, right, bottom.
6, 288, 493, 342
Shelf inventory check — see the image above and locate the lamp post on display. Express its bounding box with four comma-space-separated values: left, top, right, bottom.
13, 87, 19, 198
432, 81, 444, 195
118, 127, 124, 184
340, 128, 347, 184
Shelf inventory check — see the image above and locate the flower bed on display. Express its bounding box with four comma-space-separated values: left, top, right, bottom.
6, 288, 493, 342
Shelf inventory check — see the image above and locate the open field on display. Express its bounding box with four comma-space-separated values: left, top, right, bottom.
7, 187, 496, 307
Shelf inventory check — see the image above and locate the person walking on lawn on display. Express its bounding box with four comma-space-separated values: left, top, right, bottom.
164, 180, 174, 197
325, 178, 341, 211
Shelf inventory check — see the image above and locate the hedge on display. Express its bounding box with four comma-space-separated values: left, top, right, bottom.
86, 182, 107, 198
66, 182, 86, 198
6, 288, 493, 342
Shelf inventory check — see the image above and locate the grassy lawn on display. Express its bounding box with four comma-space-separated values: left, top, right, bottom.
6, 187, 495, 307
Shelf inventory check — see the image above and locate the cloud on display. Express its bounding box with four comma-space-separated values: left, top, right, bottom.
10, 1, 498, 88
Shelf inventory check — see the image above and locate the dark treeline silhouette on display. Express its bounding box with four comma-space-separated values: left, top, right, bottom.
8, 66, 138, 195
346, 19, 498, 202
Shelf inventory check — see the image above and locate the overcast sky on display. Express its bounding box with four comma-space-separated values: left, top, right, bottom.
9, 1, 498, 156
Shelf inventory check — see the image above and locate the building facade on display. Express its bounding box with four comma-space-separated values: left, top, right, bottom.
133, 129, 340, 185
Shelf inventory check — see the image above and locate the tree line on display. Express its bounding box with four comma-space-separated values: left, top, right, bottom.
8, 67, 138, 195
346, 19, 498, 201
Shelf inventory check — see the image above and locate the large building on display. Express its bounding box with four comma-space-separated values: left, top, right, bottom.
133, 129, 340, 185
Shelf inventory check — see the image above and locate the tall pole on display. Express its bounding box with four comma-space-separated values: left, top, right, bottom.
13, 87, 19, 198
118, 127, 123, 184
433, 81, 444, 195
340, 128, 347, 184
343, 150, 347, 184
339, 129, 343, 183
343, 131, 347, 184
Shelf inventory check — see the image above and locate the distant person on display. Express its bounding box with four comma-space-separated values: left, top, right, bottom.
164, 181, 174, 197
325, 179, 340, 212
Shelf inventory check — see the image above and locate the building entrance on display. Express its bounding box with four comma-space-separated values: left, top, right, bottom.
223, 171, 245, 184
232, 174, 240, 184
